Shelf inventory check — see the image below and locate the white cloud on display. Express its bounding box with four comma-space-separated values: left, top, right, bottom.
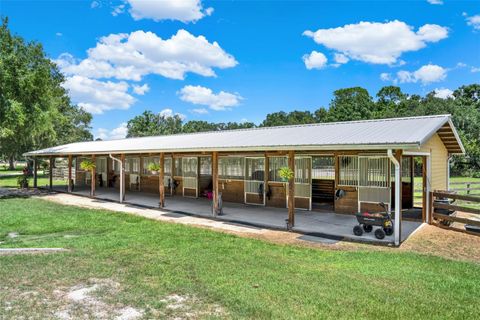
97, 123, 128, 140
302, 51, 328, 70
464, 13, 480, 30
55, 29, 237, 81
56, 32, 63, 37
90, 1, 100, 9
191, 108, 209, 114
159, 108, 186, 120
427, 0, 443, 5
380, 73, 391, 81
471, 67, 480, 73
132, 83, 150, 95
178, 85, 242, 111
433, 88, 454, 99
126, 0, 213, 23
303, 20, 448, 65
63, 75, 136, 114
396, 64, 447, 85
111, 4, 125, 16
334, 53, 349, 64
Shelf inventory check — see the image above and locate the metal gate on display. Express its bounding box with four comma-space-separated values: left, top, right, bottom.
244, 157, 265, 205
358, 156, 391, 212
287, 156, 312, 210
182, 157, 198, 198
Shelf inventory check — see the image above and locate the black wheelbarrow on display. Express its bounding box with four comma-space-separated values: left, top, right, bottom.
353, 202, 394, 240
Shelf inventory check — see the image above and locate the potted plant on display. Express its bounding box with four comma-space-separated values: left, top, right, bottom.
17, 174, 29, 189
278, 167, 294, 182
147, 162, 161, 174
80, 160, 96, 197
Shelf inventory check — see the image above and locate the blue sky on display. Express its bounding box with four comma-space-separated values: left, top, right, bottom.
1, 0, 479, 139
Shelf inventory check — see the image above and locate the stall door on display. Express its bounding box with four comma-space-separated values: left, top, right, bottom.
182, 157, 198, 198
96, 157, 107, 187
244, 157, 265, 205
294, 157, 312, 210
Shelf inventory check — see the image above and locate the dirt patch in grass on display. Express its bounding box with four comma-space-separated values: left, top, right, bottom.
53, 278, 144, 320
400, 224, 480, 263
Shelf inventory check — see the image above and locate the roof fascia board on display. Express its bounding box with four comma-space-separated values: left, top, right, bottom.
23, 143, 420, 157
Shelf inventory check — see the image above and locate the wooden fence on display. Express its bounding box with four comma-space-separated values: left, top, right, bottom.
429, 191, 480, 236
415, 181, 480, 206
449, 181, 480, 195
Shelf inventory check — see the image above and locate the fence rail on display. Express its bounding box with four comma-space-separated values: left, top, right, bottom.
429, 191, 480, 236
415, 181, 480, 206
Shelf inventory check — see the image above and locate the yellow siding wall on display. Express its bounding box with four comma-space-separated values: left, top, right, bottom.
418, 134, 449, 191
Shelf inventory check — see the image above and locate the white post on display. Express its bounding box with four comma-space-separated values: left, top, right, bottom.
109, 154, 124, 203
426, 155, 432, 224
447, 157, 450, 191
388, 150, 401, 246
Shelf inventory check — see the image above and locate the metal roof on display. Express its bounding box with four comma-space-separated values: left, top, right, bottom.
24, 114, 465, 156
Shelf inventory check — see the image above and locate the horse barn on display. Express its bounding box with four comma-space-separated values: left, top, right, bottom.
24, 115, 464, 246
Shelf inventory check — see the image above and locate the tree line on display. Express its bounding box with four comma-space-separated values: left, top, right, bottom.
0, 18, 92, 169
127, 85, 480, 176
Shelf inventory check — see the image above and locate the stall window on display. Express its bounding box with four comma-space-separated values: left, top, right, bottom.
219, 157, 244, 180
268, 156, 287, 182
359, 157, 389, 188
199, 157, 212, 175
174, 158, 182, 176
338, 155, 358, 186
312, 156, 335, 180
142, 156, 159, 175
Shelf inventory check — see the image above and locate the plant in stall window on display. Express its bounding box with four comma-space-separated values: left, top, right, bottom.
80, 160, 96, 197
148, 162, 161, 174
278, 167, 294, 182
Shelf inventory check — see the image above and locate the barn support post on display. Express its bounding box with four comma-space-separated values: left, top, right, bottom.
388, 149, 401, 246
264, 153, 269, 205
159, 153, 165, 208
33, 157, 38, 188
67, 155, 73, 193
91, 154, 96, 197
212, 151, 219, 216
171, 154, 176, 195
49, 156, 53, 190
287, 150, 295, 229
121, 154, 125, 201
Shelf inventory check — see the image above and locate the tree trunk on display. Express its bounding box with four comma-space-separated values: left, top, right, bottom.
8, 156, 15, 170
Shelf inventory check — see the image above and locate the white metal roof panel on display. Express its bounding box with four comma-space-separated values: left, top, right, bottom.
24, 115, 464, 156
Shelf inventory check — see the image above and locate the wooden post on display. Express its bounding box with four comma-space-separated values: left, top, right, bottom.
68, 155, 73, 193
159, 153, 165, 208
33, 157, 38, 188
212, 151, 219, 215
91, 155, 96, 197
171, 154, 176, 195
264, 153, 269, 204
49, 156, 53, 190
121, 154, 125, 200
287, 150, 295, 228
410, 156, 415, 209
429, 191, 434, 224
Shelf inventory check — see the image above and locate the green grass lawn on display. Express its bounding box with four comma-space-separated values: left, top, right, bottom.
0, 173, 62, 188
0, 198, 479, 319
0, 164, 26, 173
